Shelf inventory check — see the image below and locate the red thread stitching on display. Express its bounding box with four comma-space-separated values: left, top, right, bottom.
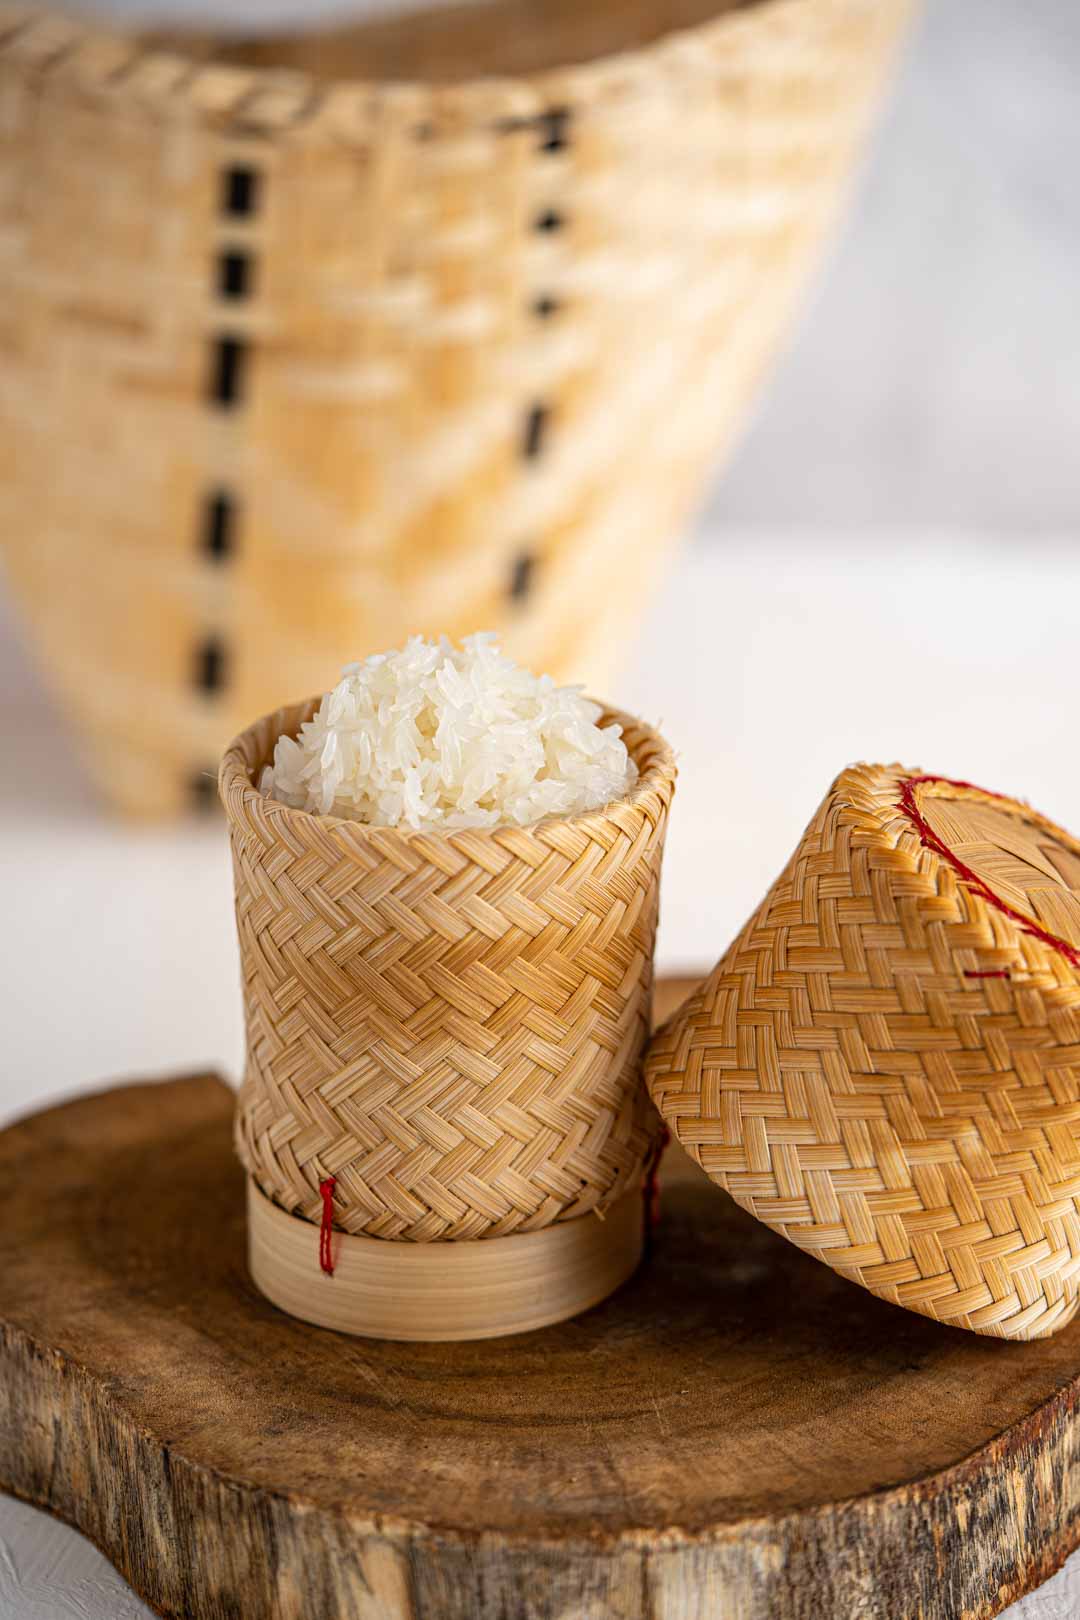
897, 774, 1080, 971
643, 1125, 670, 1240
963, 969, 1011, 980
319, 1177, 337, 1275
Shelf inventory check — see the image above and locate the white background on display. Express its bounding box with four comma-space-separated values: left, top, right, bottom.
4, 0, 1080, 1612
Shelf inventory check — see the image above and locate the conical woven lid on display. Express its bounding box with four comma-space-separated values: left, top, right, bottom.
645, 764, 1080, 1343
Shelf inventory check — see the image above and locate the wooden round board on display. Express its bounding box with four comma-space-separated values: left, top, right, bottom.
2, 980, 1080, 1620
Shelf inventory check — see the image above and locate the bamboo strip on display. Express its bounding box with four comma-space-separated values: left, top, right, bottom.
247, 1176, 644, 1339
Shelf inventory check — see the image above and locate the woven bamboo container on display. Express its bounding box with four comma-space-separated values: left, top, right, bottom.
0, 0, 908, 816
220, 697, 675, 1338
646, 765, 1080, 1342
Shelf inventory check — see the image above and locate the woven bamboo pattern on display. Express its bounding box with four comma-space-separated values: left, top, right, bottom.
222, 698, 676, 1242
646, 766, 1080, 1341
0, 0, 909, 816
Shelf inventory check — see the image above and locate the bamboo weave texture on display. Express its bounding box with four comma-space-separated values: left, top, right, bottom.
0, 0, 909, 814
223, 699, 676, 1241
646, 765, 1080, 1341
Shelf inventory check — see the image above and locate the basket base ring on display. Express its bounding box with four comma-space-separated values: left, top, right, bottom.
247, 1177, 644, 1341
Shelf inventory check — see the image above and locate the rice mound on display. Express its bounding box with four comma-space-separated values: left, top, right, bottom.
259, 633, 637, 830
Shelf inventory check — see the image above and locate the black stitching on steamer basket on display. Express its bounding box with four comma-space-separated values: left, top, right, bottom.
222, 165, 260, 218
219, 250, 252, 300
509, 551, 537, 603
195, 634, 227, 694
522, 403, 550, 461
210, 336, 246, 407
203, 491, 236, 562
537, 108, 570, 152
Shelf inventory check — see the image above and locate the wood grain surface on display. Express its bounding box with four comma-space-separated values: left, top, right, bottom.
3, 982, 1080, 1620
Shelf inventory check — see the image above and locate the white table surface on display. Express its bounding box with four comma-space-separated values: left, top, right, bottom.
3, 534, 1080, 1617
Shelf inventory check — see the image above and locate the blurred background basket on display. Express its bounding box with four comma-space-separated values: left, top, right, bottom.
0, 0, 908, 816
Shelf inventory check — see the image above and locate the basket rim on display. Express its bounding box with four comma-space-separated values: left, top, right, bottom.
0, 0, 823, 136
219, 691, 677, 852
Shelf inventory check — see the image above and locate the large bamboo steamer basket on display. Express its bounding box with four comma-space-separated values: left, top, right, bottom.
220, 696, 676, 1337
0, 0, 909, 816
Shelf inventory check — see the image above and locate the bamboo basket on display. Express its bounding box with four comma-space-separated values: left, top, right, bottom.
0, 0, 909, 816
220, 697, 675, 1338
646, 765, 1080, 1342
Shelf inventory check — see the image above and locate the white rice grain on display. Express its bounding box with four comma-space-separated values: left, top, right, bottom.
259, 632, 637, 830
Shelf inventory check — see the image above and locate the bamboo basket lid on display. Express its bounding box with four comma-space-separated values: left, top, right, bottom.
645, 765, 1080, 1342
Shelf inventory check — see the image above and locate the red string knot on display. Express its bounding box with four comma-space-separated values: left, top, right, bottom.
643, 1126, 670, 1239
897, 775, 1080, 972
319, 1177, 337, 1276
